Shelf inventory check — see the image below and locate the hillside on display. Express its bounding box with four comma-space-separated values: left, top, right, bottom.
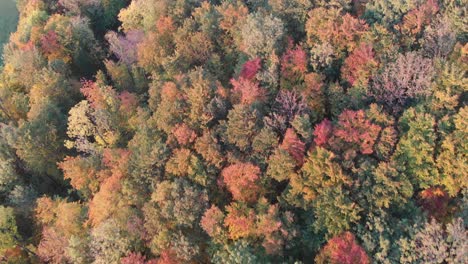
0, 1, 467, 263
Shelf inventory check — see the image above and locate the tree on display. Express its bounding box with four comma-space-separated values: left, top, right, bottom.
221, 163, 262, 203
418, 187, 450, 221
231, 77, 265, 105
396, 0, 439, 43
143, 179, 208, 261
264, 90, 307, 133
437, 106, 468, 196
239, 12, 285, 59
280, 128, 305, 165
341, 43, 378, 88
316, 231, 370, 264
306, 7, 368, 58
106, 30, 144, 66
0, 206, 19, 255
90, 219, 134, 264
225, 104, 261, 151
287, 147, 351, 205
394, 107, 439, 189
136, 16, 176, 72
280, 41, 308, 89
370, 52, 434, 113
422, 15, 456, 58
330, 109, 381, 155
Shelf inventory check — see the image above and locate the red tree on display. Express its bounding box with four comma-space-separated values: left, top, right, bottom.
332, 110, 381, 155
121, 252, 147, 264
172, 123, 197, 145
313, 119, 333, 147
316, 232, 370, 264
341, 43, 378, 87
221, 163, 262, 203
231, 77, 265, 105
240, 58, 262, 80
280, 128, 306, 165
281, 40, 308, 81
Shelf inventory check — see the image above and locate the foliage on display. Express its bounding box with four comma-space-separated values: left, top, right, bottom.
0, 0, 466, 263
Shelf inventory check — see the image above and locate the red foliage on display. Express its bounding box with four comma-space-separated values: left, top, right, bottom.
314, 119, 333, 147
121, 252, 148, 264
317, 232, 370, 264
281, 40, 308, 80
280, 128, 306, 165
119, 91, 138, 113
332, 110, 381, 155
231, 77, 265, 105
419, 187, 450, 221
172, 123, 197, 145
201, 205, 225, 237
240, 58, 262, 80
40, 30, 61, 56
341, 43, 377, 86
221, 163, 262, 203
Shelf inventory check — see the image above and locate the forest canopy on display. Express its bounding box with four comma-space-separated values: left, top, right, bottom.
0, 0, 467, 263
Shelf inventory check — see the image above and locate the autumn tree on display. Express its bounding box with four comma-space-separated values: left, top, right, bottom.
221, 163, 262, 203
370, 52, 434, 113
239, 12, 285, 59
316, 232, 370, 264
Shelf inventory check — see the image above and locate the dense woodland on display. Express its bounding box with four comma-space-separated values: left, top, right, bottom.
0, 0, 467, 263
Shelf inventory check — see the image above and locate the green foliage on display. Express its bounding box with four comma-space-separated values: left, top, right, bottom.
0, 206, 19, 254
0, 0, 466, 263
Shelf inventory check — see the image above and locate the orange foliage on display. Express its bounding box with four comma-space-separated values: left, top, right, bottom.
88, 149, 130, 226
172, 123, 197, 145
397, 0, 439, 36
218, 2, 249, 33
224, 204, 256, 239
221, 163, 262, 203
58, 156, 99, 194
307, 8, 368, 53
